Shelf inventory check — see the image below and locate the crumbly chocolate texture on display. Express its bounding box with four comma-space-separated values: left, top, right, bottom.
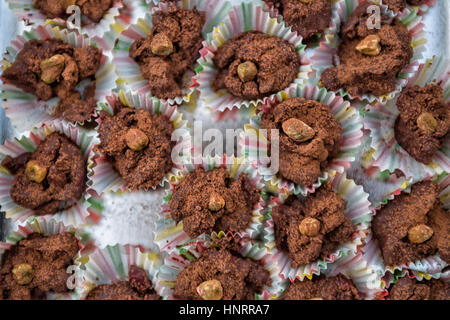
34, 0, 113, 23
86, 265, 161, 300
212, 31, 300, 100
388, 277, 450, 300
1, 39, 102, 123
0, 232, 79, 300
261, 97, 343, 186
384, 0, 430, 13
129, 5, 205, 100
320, 1, 413, 97
283, 274, 361, 300
372, 181, 450, 266
1, 133, 86, 215
97, 104, 174, 190
169, 167, 260, 238
263, 0, 331, 41
173, 246, 271, 300
272, 184, 354, 267
394, 84, 450, 165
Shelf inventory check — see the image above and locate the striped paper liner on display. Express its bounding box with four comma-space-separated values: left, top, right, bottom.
89, 88, 191, 194
194, 2, 312, 113
0, 119, 102, 226
0, 216, 93, 300
262, 172, 374, 283
361, 56, 450, 183
112, 0, 233, 105
310, 0, 426, 104
0, 24, 116, 133
153, 155, 268, 255
71, 244, 163, 299
240, 84, 363, 197
5, 0, 128, 40
367, 173, 450, 279
156, 234, 287, 300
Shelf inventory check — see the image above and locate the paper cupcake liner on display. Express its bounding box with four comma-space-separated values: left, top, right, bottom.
240, 83, 363, 196
262, 172, 373, 282
156, 234, 287, 300
5, 0, 129, 40
361, 56, 450, 183
367, 173, 450, 278
89, 88, 191, 194
310, 0, 426, 104
112, 0, 233, 105
70, 243, 163, 299
153, 155, 267, 255
0, 24, 117, 133
262, 0, 342, 48
0, 216, 93, 300
194, 2, 312, 113
0, 119, 103, 226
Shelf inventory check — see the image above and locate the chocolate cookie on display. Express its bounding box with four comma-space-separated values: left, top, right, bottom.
320, 1, 413, 97
0, 232, 79, 300
173, 246, 270, 300
283, 274, 360, 300
272, 184, 354, 267
86, 265, 161, 300
212, 31, 300, 100
96, 104, 175, 190
394, 84, 450, 165
388, 277, 449, 300
261, 97, 343, 186
169, 167, 260, 238
1, 133, 86, 215
372, 181, 450, 266
129, 5, 205, 100
263, 0, 332, 41
384, 0, 431, 13
34, 0, 113, 23
1, 39, 102, 123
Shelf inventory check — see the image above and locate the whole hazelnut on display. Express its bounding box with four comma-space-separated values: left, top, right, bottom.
356, 34, 381, 56
408, 224, 434, 244
12, 263, 34, 285
125, 128, 149, 151
417, 112, 437, 135
299, 217, 321, 237
196, 279, 223, 300
40, 54, 65, 84
208, 193, 225, 212
25, 160, 47, 183
151, 33, 174, 56
237, 61, 258, 82
282, 118, 315, 142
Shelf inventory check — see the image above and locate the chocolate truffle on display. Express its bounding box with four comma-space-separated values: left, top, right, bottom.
96, 104, 175, 190
34, 0, 113, 23
86, 265, 161, 300
271, 184, 354, 267
263, 0, 332, 41
372, 181, 450, 266
320, 1, 413, 97
1, 39, 102, 123
261, 97, 343, 186
0, 232, 79, 300
212, 31, 300, 100
173, 246, 271, 300
169, 167, 260, 238
283, 274, 361, 300
394, 84, 449, 165
1, 133, 86, 215
129, 5, 205, 100
388, 277, 449, 300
